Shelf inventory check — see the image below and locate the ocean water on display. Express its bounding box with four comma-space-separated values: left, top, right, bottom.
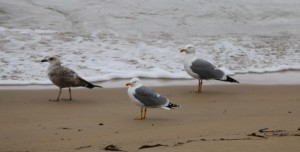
0, 0, 300, 85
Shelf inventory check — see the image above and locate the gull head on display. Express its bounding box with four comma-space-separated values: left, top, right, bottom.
126, 77, 142, 87
179, 44, 196, 54
41, 56, 62, 65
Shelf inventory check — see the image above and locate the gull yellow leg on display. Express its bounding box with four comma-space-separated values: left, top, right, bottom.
198, 79, 203, 94
142, 108, 147, 119
135, 108, 147, 120
135, 107, 144, 120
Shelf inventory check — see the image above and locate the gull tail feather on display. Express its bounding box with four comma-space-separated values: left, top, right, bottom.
165, 102, 181, 110
219, 76, 239, 83
80, 78, 103, 88
225, 76, 239, 83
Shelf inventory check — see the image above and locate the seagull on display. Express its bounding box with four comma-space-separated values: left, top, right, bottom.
126, 78, 180, 120
41, 56, 102, 101
180, 44, 239, 93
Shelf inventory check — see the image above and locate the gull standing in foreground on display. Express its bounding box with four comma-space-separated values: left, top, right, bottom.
126, 78, 180, 120
41, 56, 102, 101
180, 44, 239, 93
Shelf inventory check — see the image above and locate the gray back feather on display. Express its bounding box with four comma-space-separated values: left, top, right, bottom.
191, 59, 225, 79
134, 86, 168, 107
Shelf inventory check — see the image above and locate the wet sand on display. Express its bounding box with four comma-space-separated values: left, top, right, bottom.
0, 84, 300, 151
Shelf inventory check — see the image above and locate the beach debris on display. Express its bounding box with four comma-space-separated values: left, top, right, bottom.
173, 139, 199, 147
99, 123, 104, 126
298, 127, 300, 131
75, 145, 92, 150
104, 144, 123, 151
174, 142, 184, 146
258, 128, 269, 133
288, 111, 292, 113
138, 144, 168, 150
247, 133, 267, 139
259, 128, 286, 133
58, 127, 72, 130
186, 139, 196, 143
255, 128, 300, 137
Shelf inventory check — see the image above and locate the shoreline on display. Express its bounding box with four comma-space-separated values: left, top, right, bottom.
0, 71, 299, 90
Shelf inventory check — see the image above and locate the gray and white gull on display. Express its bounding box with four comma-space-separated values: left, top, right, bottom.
180, 44, 239, 93
126, 78, 180, 120
41, 56, 102, 101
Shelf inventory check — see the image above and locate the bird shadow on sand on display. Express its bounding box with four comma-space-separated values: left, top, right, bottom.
184, 89, 234, 96
46, 98, 101, 105
129, 117, 180, 124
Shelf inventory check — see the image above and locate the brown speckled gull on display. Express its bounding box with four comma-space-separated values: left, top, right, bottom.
41, 56, 102, 101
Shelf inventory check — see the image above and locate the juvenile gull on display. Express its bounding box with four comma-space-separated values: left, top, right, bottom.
180, 44, 239, 93
126, 78, 180, 120
41, 56, 102, 101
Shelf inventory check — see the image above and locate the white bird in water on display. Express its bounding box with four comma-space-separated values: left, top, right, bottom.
41, 56, 102, 101
180, 44, 239, 93
126, 78, 180, 120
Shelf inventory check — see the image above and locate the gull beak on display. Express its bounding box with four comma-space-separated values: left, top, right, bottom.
41, 59, 48, 62
180, 48, 187, 52
126, 83, 131, 87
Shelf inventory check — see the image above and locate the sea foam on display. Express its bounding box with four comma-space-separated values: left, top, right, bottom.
1, 26, 299, 85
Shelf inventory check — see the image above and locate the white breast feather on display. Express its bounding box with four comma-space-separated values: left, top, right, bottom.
184, 55, 200, 79
128, 87, 145, 107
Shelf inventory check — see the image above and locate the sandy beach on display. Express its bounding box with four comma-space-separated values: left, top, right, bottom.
0, 84, 299, 152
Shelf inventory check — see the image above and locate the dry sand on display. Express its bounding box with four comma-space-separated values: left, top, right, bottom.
0, 84, 300, 152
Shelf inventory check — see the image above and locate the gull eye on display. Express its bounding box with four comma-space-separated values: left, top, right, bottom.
49, 57, 54, 61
